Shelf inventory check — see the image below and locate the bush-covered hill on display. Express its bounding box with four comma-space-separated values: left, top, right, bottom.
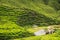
0, 0, 60, 40
0, 0, 60, 26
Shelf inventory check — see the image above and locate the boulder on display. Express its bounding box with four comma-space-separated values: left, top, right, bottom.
34, 29, 46, 36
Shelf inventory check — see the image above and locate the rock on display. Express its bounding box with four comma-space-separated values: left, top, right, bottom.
48, 29, 55, 34
33, 25, 38, 28
34, 29, 46, 36
33, 25, 38, 30
47, 26, 55, 34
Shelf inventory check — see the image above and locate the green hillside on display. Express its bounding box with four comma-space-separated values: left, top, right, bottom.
0, 0, 60, 40
0, 0, 60, 26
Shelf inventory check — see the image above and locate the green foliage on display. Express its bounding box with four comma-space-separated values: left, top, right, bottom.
0, 0, 60, 40
48, 0, 60, 10
13, 29, 60, 40
0, 21, 34, 40
16, 9, 59, 26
